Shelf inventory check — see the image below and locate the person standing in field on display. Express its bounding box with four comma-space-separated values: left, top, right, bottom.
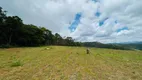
86, 48, 90, 54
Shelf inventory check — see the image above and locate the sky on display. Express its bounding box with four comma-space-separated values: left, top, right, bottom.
0, 0, 142, 43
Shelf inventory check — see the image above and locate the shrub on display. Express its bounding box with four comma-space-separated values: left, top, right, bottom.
0, 44, 12, 48
11, 60, 23, 67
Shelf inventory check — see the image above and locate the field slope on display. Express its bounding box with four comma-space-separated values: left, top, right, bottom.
0, 46, 142, 80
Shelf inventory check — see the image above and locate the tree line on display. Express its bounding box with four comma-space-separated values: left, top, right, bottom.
0, 7, 82, 48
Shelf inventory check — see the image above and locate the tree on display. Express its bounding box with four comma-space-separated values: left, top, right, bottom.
0, 7, 7, 45
40, 27, 55, 45
0, 6, 81, 47
17, 24, 44, 46
65, 37, 75, 46
4, 16, 23, 45
0, 7, 6, 24
54, 33, 63, 45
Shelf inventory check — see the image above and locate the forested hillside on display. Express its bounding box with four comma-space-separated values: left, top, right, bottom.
82, 42, 132, 50
0, 7, 81, 47
116, 42, 142, 50
83, 42, 142, 50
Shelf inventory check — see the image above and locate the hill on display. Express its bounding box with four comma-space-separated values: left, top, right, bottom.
115, 42, 142, 50
0, 46, 142, 80
82, 42, 132, 50
82, 42, 142, 50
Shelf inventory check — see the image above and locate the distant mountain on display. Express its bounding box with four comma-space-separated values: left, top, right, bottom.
82, 41, 142, 50
114, 42, 142, 50
82, 42, 132, 50
115, 41, 142, 44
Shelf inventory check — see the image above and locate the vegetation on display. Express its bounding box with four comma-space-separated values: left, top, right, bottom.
117, 42, 142, 50
11, 60, 23, 67
0, 7, 81, 47
82, 42, 133, 50
82, 42, 142, 50
0, 46, 142, 80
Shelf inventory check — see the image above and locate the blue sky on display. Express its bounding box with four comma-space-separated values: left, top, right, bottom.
68, 13, 81, 32
99, 17, 109, 26
95, 12, 101, 17
92, 0, 98, 3
117, 27, 129, 33
1, 0, 142, 43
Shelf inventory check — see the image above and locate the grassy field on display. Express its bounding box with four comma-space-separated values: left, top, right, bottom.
0, 46, 142, 80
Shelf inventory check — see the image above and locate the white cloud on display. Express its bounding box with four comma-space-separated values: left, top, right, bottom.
71, 0, 142, 43
0, 0, 142, 43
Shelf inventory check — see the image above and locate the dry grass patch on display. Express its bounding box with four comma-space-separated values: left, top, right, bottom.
0, 46, 142, 80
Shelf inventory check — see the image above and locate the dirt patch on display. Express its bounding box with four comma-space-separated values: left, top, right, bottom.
6, 48, 21, 53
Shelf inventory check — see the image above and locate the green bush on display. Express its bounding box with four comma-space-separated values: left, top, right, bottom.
0, 44, 11, 48
11, 60, 23, 67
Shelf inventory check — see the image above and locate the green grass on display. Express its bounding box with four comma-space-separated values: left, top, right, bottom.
11, 60, 23, 67
0, 46, 142, 80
